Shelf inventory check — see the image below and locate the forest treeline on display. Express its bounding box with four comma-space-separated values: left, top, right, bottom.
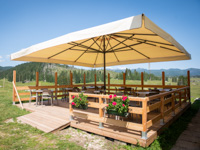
0, 62, 188, 85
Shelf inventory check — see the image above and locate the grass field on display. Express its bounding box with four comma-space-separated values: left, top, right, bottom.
0, 78, 200, 150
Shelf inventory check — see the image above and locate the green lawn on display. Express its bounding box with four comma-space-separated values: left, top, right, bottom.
0, 78, 200, 150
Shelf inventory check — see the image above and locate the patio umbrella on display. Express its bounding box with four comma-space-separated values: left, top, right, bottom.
11, 14, 191, 92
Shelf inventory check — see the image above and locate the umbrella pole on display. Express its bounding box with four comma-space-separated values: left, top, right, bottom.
103, 36, 106, 94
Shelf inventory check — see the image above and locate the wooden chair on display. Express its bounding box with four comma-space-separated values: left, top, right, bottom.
29, 89, 37, 105
41, 89, 53, 106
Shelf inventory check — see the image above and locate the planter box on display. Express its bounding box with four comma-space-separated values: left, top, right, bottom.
72, 104, 88, 110
107, 109, 129, 117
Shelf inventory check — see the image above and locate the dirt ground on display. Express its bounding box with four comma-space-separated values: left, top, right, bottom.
56, 127, 135, 150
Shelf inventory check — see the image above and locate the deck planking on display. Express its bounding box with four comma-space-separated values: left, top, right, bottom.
16, 100, 190, 147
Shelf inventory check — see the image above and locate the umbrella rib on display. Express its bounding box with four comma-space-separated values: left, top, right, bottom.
105, 36, 110, 51
48, 38, 92, 59
74, 37, 99, 62
94, 52, 99, 66
144, 43, 183, 54
107, 42, 143, 52
107, 35, 120, 62
106, 34, 135, 51
92, 36, 103, 51
69, 41, 102, 53
113, 34, 174, 46
110, 35, 150, 59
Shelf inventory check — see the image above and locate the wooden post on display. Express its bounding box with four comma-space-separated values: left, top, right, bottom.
36, 72, 39, 89
55, 72, 57, 101
141, 99, 147, 139
171, 93, 175, 116
160, 96, 164, 125
95, 74, 97, 86
69, 93, 73, 120
99, 97, 104, 128
108, 73, 110, 94
187, 70, 191, 102
13, 70, 16, 104
84, 73, 86, 85
162, 71, 165, 88
123, 73, 126, 86
179, 91, 182, 109
141, 72, 144, 90
70, 71, 73, 86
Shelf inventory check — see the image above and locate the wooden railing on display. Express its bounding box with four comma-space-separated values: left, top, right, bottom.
69, 86, 190, 139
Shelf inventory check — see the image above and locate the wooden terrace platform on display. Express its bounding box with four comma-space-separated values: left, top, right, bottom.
17, 98, 190, 147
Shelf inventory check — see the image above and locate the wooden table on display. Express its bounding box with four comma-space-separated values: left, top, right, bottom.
35, 90, 43, 106
135, 91, 157, 97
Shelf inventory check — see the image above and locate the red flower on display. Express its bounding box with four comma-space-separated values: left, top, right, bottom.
122, 104, 125, 107
112, 101, 117, 106
80, 98, 81, 101
122, 96, 127, 101
72, 96, 75, 99
113, 94, 117, 98
109, 95, 112, 99
71, 102, 75, 105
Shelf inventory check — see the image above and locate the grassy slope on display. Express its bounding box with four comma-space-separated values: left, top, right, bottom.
0, 80, 84, 150
0, 78, 199, 150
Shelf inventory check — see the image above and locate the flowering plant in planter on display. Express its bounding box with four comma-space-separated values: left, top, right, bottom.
71, 93, 88, 110
106, 95, 130, 117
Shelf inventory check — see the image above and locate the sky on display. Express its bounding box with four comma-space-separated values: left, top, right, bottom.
0, 0, 200, 70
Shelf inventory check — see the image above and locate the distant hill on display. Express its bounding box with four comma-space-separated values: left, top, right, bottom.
108, 68, 200, 77
0, 66, 13, 72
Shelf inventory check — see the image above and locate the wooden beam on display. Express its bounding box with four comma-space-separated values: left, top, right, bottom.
36, 72, 39, 88
70, 71, 73, 86
55, 72, 57, 100
99, 97, 103, 118
187, 70, 191, 102
84, 72, 86, 85
142, 99, 147, 132
13, 70, 16, 103
123, 73, 126, 86
160, 96, 164, 121
162, 71, 165, 87
141, 72, 144, 90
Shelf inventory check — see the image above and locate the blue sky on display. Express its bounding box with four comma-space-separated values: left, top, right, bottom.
0, 0, 199, 70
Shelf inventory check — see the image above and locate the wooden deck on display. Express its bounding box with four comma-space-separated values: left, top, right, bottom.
17, 99, 190, 147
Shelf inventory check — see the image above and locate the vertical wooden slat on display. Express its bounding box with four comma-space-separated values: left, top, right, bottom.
187, 70, 191, 102
13, 70, 16, 103
179, 91, 182, 108
160, 96, 164, 121
184, 89, 187, 103
70, 71, 73, 86
69, 93, 73, 114
99, 97, 103, 118
142, 99, 147, 132
84, 73, 86, 85
172, 93, 175, 114
55, 72, 57, 100
123, 73, 126, 86
162, 71, 165, 88
108, 73, 110, 94
95, 74, 96, 86
36, 72, 39, 89
141, 72, 144, 90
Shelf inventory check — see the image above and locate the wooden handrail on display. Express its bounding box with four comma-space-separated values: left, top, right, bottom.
13, 82, 24, 109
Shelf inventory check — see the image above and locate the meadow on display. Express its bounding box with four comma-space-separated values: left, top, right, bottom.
0, 78, 199, 150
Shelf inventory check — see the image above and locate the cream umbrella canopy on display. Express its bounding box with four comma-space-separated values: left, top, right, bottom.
11, 14, 191, 91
